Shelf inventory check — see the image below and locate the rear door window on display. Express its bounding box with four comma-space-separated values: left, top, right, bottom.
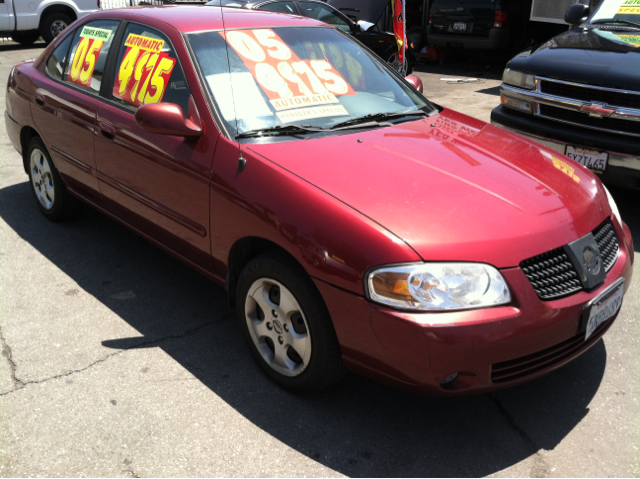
258, 2, 297, 13
46, 34, 73, 80
64, 20, 120, 93
110, 23, 191, 117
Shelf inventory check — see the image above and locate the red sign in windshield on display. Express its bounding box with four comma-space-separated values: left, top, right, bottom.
223, 29, 355, 122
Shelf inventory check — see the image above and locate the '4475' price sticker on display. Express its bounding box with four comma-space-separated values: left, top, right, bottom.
113, 34, 177, 107
68, 26, 112, 89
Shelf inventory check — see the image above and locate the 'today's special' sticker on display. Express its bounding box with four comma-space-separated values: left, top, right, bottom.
618, 0, 640, 14
223, 29, 354, 121
68, 26, 112, 89
113, 33, 177, 107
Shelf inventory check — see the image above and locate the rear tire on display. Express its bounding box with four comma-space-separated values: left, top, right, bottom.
27, 137, 84, 221
40, 13, 72, 45
11, 31, 41, 46
236, 252, 345, 394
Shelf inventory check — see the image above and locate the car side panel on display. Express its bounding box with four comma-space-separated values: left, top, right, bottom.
5, 61, 38, 156
95, 102, 216, 269
30, 72, 103, 203
209, 136, 422, 295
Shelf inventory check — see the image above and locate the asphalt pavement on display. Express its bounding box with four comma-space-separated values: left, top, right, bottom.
0, 41, 638, 477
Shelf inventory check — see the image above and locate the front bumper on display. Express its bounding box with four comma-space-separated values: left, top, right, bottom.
315, 219, 634, 395
492, 105, 640, 189
426, 26, 509, 50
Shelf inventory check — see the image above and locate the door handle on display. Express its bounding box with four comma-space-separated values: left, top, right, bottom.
34, 94, 45, 107
99, 121, 116, 141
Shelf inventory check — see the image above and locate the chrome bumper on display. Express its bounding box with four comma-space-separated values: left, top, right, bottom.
492, 120, 640, 173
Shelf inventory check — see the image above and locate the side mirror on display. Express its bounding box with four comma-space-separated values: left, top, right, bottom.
565, 3, 590, 26
135, 97, 202, 137
357, 20, 375, 33
405, 74, 424, 94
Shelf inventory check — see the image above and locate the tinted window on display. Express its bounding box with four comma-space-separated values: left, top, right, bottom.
258, 1, 296, 13
111, 23, 191, 117
64, 20, 119, 93
46, 34, 73, 80
298, 2, 351, 32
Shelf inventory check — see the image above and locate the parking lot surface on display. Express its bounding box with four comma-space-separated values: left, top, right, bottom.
0, 41, 638, 477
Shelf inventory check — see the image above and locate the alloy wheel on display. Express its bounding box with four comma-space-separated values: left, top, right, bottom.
50, 20, 68, 38
30, 148, 55, 210
244, 278, 312, 377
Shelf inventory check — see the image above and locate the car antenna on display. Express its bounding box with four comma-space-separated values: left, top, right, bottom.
220, 5, 247, 174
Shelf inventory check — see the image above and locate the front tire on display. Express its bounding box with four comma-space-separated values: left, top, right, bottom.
27, 137, 83, 221
236, 252, 345, 394
40, 13, 72, 45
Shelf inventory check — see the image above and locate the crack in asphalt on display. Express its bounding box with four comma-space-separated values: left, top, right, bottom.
490, 393, 551, 478
0, 321, 216, 397
122, 468, 141, 478
0, 325, 24, 388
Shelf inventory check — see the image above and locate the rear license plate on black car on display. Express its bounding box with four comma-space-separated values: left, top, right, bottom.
565, 145, 609, 174
582, 278, 624, 341
453, 22, 467, 32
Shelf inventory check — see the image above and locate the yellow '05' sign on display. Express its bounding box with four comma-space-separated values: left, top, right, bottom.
112, 33, 177, 107
68, 26, 112, 89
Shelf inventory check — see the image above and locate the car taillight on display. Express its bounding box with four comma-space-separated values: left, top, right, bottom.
97, 0, 100, 8
429, 8, 433, 24
493, 10, 508, 28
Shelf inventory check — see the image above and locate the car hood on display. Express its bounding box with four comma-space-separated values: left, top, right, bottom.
509, 27, 640, 91
247, 109, 609, 268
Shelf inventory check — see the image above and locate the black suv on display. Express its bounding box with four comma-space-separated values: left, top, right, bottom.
491, 1, 640, 188
426, 0, 564, 53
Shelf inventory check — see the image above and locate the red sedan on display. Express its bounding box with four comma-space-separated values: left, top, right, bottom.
4, 5, 634, 395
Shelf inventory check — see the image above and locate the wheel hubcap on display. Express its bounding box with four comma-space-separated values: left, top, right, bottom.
30, 148, 55, 210
245, 279, 312, 377
50, 20, 68, 37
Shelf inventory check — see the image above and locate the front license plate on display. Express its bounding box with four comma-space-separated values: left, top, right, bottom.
583, 279, 624, 341
565, 145, 609, 174
453, 22, 467, 32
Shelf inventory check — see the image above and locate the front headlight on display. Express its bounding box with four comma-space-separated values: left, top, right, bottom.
502, 68, 536, 90
603, 185, 622, 226
367, 263, 511, 311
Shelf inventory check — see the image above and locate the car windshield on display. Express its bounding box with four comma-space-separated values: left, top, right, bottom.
187, 27, 433, 138
588, 0, 640, 26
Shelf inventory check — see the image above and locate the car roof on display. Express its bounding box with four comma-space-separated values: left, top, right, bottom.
92, 5, 326, 33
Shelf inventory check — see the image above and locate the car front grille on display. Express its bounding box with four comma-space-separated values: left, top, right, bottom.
520, 247, 583, 300
593, 219, 619, 272
538, 104, 640, 137
540, 80, 640, 110
520, 219, 620, 301
491, 315, 615, 383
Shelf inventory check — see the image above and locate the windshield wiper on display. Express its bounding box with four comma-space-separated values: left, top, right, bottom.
236, 124, 327, 139
590, 18, 640, 29
330, 110, 429, 130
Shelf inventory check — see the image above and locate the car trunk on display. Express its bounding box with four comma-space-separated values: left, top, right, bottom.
431, 0, 500, 37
